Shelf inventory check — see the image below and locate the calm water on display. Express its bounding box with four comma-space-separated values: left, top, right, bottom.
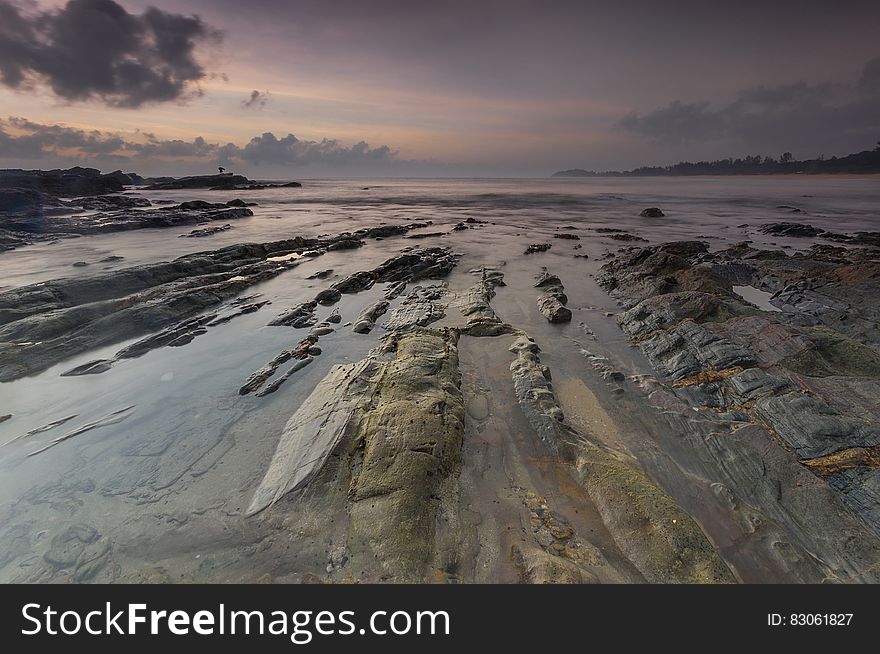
0, 175, 877, 582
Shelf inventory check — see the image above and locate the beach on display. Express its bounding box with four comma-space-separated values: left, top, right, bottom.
1, 175, 879, 583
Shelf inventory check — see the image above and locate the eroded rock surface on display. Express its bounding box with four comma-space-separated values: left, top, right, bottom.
534, 271, 572, 323
508, 335, 734, 583
599, 236, 880, 539
0, 223, 433, 381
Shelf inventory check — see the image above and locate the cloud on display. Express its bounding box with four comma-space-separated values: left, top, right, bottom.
239, 132, 396, 166
0, 0, 221, 107
859, 56, 880, 95
242, 90, 269, 109
0, 117, 126, 157
128, 135, 220, 158
619, 57, 880, 151
0, 117, 401, 170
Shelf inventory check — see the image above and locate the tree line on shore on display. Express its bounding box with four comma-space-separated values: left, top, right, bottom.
553, 142, 880, 177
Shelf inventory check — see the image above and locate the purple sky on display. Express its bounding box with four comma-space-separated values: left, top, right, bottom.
1, 0, 879, 176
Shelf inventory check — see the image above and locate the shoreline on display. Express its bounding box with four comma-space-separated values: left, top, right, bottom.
0, 174, 879, 583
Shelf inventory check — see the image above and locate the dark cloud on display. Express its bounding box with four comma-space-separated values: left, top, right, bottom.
242, 90, 269, 109
127, 135, 219, 157
239, 133, 396, 166
0, 117, 126, 157
619, 57, 880, 153
0, 117, 400, 170
0, 0, 221, 107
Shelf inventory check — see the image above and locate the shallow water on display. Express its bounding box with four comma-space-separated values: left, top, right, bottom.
0, 175, 878, 582
732, 285, 783, 312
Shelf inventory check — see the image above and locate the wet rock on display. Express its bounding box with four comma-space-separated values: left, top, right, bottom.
326, 309, 342, 324
0, 167, 130, 197
508, 334, 734, 583
1, 225, 437, 381
347, 328, 464, 581
524, 243, 552, 254
457, 269, 514, 336
248, 327, 465, 581
759, 222, 825, 238
638, 320, 754, 382
328, 248, 457, 296
510, 544, 595, 584
145, 173, 250, 190
383, 281, 408, 300
534, 271, 572, 323
326, 239, 362, 251
753, 393, 880, 459
315, 288, 342, 305
332, 271, 376, 294
207, 299, 271, 326
1, 414, 77, 449
553, 233, 580, 240
609, 233, 648, 242
247, 358, 380, 514
10, 196, 255, 241
117, 315, 216, 358
27, 406, 135, 457
306, 269, 334, 280
352, 300, 390, 334
269, 301, 318, 328
213, 181, 302, 191
239, 335, 318, 395
600, 238, 880, 538
383, 284, 446, 330
257, 357, 315, 396
640, 207, 664, 217
635, 378, 880, 581
406, 231, 445, 239
371, 247, 458, 282
60, 359, 114, 376
181, 223, 233, 238
73, 195, 151, 211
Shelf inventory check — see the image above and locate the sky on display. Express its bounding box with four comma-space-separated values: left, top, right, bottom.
1, 0, 879, 177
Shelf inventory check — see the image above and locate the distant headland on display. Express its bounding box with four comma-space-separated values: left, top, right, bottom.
553, 143, 880, 177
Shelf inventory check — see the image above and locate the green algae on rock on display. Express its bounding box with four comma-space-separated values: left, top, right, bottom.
508, 334, 735, 584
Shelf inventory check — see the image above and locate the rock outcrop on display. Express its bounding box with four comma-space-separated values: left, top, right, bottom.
247, 328, 465, 582
144, 173, 250, 190
598, 238, 880, 537
534, 271, 572, 323
508, 335, 734, 583
0, 167, 133, 196
0, 223, 435, 382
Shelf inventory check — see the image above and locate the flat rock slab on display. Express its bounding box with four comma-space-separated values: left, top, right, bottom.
246, 359, 378, 516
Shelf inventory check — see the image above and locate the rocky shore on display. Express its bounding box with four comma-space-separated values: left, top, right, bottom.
2, 173, 880, 585
0, 168, 302, 251
0, 222, 433, 382
598, 228, 880, 559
